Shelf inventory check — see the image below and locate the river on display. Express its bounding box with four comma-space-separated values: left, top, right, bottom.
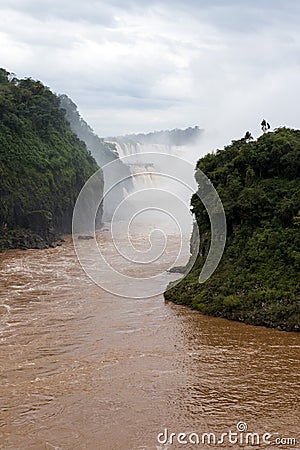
0, 231, 299, 449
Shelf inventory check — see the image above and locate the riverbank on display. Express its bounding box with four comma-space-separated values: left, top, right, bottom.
164, 268, 300, 332
0, 227, 64, 251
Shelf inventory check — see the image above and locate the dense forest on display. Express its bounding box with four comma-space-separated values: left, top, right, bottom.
110, 126, 203, 146
0, 69, 101, 250
59, 94, 119, 166
165, 128, 300, 331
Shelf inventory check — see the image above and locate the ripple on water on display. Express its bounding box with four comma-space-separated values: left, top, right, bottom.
0, 236, 299, 449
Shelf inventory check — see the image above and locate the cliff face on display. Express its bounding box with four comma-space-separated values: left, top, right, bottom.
165, 128, 300, 331
0, 69, 102, 250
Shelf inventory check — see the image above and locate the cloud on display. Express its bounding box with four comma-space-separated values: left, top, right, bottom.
2, 0, 118, 25
0, 0, 299, 144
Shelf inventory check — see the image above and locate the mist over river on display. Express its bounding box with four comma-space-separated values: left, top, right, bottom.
0, 232, 299, 450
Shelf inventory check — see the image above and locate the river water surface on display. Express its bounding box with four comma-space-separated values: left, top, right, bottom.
0, 232, 299, 449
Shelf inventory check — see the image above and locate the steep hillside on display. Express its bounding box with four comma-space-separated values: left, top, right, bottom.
0, 69, 102, 250
59, 95, 132, 221
165, 128, 300, 331
59, 94, 119, 166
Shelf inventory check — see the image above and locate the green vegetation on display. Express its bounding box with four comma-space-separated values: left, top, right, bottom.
59, 94, 132, 221
59, 94, 120, 166
113, 126, 203, 146
0, 69, 102, 249
165, 128, 300, 331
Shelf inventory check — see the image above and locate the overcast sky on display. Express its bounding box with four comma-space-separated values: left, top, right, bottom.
0, 0, 300, 149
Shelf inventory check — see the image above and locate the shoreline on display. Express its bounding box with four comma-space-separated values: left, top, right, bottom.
0, 227, 65, 252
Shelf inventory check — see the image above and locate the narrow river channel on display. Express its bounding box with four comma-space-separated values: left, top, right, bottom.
0, 231, 299, 449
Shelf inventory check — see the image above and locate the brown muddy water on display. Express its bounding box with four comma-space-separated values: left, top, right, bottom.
0, 232, 299, 450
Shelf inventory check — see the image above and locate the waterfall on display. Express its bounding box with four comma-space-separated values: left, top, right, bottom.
103, 129, 202, 230
128, 164, 158, 189
105, 140, 185, 191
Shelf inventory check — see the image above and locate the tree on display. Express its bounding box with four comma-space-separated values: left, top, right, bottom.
244, 131, 253, 142
261, 119, 271, 133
